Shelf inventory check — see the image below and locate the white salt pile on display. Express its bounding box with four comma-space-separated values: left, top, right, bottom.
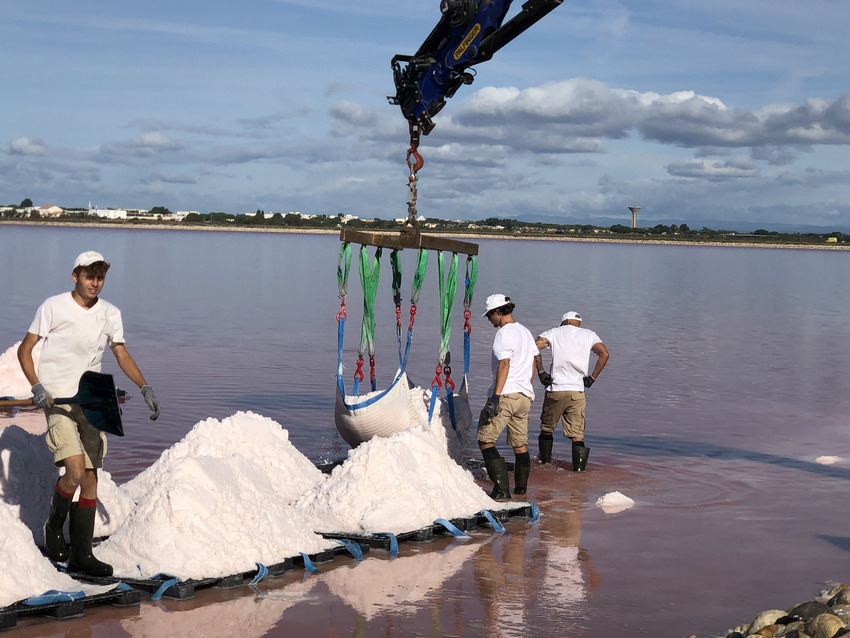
122, 411, 325, 503
2, 406, 509, 604
815, 455, 842, 465
100, 412, 334, 580
296, 427, 513, 534
596, 491, 635, 514
0, 504, 115, 608
0, 341, 40, 399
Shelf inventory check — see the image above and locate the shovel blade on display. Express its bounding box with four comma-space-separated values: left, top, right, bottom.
55, 372, 125, 437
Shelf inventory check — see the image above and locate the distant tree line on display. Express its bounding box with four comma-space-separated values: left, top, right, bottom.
3, 199, 848, 244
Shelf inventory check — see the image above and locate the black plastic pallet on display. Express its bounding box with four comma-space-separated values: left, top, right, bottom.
319, 505, 536, 551
0, 584, 140, 631
61, 542, 367, 601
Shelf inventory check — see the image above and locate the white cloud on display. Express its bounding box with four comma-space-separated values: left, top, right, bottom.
9, 137, 47, 156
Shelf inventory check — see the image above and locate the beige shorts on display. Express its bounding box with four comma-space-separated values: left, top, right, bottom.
477, 392, 532, 448
540, 390, 586, 440
45, 404, 107, 469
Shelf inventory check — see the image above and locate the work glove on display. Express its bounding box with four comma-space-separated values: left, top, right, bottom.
583, 375, 595, 388
31, 383, 51, 409
484, 394, 500, 419
140, 385, 161, 421
538, 371, 553, 387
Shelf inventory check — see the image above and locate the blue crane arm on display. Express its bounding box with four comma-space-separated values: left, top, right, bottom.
388, 0, 564, 134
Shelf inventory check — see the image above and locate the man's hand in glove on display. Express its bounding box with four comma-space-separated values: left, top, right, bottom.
538, 371, 553, 387
583, 375, 595, 388
141, 385, 161, 420
31, 383, 51, 409
484, 394, 500, 419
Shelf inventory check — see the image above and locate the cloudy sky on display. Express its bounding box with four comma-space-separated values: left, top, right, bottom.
3, 0, 849, 230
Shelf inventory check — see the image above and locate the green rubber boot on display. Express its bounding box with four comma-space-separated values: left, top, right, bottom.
538, 434, 554, 464
514, 460, 530, 495
572, 445, 590, 472
483, 456, 512, 501
43, 487, 72, 562
69, 503, 113, 577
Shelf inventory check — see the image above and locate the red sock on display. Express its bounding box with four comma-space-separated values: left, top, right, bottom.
78, 497, 97, 509
56, 481, 74, 499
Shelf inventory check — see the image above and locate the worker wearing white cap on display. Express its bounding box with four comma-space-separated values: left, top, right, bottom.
478, 293, 538, 500
17, 250, 161, 577
534, 310, 609, 471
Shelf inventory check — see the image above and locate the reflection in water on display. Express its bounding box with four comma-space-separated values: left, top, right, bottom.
473, 468, 598, 638
320, 540, 480, 621
123, 578, 319, 638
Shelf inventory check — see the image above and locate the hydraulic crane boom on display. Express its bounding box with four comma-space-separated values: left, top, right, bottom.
388, 0, 564, 134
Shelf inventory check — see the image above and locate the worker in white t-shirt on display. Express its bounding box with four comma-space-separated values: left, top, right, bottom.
477, 294, 538, 500
17, 251, 161, 576
534, 311, 609, 471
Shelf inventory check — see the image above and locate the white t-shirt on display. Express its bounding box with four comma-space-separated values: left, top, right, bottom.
28, 292, 125, 397
489, 322, 538, 400
538, 325, 602, 392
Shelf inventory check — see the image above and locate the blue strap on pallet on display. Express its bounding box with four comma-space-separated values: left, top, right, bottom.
150, 574, 181, 601
434, 518, 470, 538
299, 553, 320, 573
249, 563, 269, 585
376, 532, 399, 557
22, 589, 85, 606
333, 539, 364, 561
478, 510, 506, 533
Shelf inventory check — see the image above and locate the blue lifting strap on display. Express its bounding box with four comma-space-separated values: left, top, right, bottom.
22, 589, 85, 606
249, 563, 269, 585
376, 532, 399, 557
478, 510, 506, 533
299, 552, 320, 573
333, 539, 364, 561
434, 518, 470, 539
150, 574, 181, 601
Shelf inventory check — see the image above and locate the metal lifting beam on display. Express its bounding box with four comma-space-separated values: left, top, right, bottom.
339, 228, 479, 256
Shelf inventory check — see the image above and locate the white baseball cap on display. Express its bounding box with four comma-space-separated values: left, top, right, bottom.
483, 294, 511, 316
73, 251, 109, 269
562, 311, 582, 322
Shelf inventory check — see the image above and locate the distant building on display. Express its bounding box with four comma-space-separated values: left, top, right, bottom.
38, 205, 63, 218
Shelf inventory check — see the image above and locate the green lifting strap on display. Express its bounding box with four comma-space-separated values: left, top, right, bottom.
411, 249, 428, 305
338, 243, 352, 298
436, 251, 459, 365
463, 255, 477, 310
358, 246, 382, 358
390, 250, 402, 308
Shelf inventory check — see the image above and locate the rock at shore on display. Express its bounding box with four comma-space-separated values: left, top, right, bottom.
685, 583, 850, 638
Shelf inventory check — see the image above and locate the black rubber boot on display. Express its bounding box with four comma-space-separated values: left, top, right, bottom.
483, 454, 511, 501
43, 486, 73, 562
514, 452, 531, 495
538, 434, 554, 464
572, 444, 590, 472
68, 503, 113, 577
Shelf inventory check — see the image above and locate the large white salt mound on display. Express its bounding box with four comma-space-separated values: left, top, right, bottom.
98, 454, 336, 580
596, 491, 635, 514
296, 428, 512, 535
123, 411, 326, 503
0, 341, 41, 399
0, 503, 114, 608
0, 424, 134, 541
